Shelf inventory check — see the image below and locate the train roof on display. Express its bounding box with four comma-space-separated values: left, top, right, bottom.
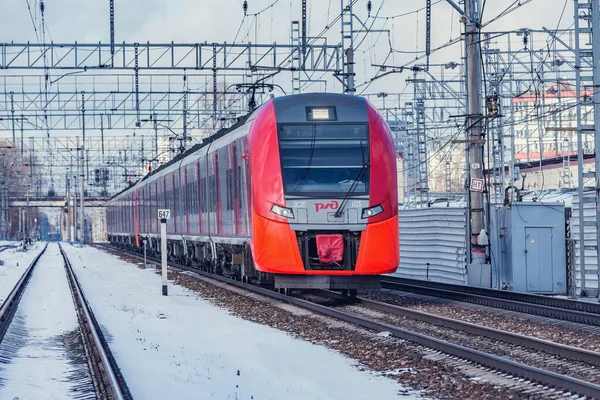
109, 111, 253, 200
109, 92, 370, 201
272, 92, 368, 123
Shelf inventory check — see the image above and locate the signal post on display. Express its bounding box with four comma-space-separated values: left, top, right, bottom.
158, 208, 170, 296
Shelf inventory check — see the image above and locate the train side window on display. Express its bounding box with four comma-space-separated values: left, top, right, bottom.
209, 175, 214, 212
192, 181, 198, 215
237, 165, 242, 204
195, 181, 199, 214
208, 177, 212, 212
184, 180, 189, 215
213, 175, 217, 212
214, 175, 218, 212
203, 177, 208, 213
226, 169, 232, 211
189, 181, 194, 214
199, 177, 204, 213
193, 181, 196, 214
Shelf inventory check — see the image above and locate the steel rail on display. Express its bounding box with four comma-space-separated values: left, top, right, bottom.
381, 277, 600, 326
383, 276, 600, 314
103, 245, 600, 399
317, 290, 600, 367
59, 244, 132, 400
0, 243, 20, 253
0, 243, 48, 343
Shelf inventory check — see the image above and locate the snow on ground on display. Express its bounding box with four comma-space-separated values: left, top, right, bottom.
63, 244, 423, 400
0, 242, 43, 307
0, 243, 94, 400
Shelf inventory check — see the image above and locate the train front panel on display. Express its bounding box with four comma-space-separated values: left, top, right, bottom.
248, 93, 399, 284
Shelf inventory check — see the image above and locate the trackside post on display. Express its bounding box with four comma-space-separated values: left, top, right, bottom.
143, 238, 147, 268
158, 209, 171, 296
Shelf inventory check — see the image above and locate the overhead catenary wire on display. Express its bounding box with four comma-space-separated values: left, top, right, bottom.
358, 0, 536, 89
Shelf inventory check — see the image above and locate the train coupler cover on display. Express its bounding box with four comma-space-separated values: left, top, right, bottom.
316, 234, 344, 264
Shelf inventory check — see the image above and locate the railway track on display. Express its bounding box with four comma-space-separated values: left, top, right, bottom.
0, 243, 132, 400
104, 244, 600, 399
58, 243, 133, 400
318, 290, 600, 367
381, 276, 600, 326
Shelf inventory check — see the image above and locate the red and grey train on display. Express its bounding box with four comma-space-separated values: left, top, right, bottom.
107, 93, 399, 291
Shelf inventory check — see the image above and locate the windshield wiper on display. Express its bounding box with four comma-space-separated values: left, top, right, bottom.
292, 125, 317, 193
334, 163, 368, 218
335, 139, 367, 218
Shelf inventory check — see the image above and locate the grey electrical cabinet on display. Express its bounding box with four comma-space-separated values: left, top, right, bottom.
491, 203, 566, 294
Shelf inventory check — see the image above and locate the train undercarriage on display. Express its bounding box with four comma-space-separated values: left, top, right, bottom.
107, 233, 380, 296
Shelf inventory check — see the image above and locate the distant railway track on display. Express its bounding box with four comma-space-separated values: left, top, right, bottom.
103, 244, 600, 399
58, 243, 133, 400
381, 276, 600, 327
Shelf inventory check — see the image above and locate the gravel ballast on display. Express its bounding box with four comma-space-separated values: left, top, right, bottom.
101, 247, 589, 399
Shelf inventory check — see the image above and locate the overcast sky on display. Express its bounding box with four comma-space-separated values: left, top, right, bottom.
1, 0, 574, 95
1, 1, 572, 43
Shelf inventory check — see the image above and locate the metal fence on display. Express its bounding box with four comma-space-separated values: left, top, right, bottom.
571, 193, 600, 296
393, 207, 468, 285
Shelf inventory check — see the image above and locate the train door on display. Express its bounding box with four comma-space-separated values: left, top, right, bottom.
226, 144, 234, 236
187, 163, 197, 234
215, 151, 222, 236
209, 152, 216, 237
140, 186, 145, 235
197, 161, 203, 235
232, 141, 241, 236
172, 172, 178, 234
242, 136, 252, 236
180, 168, 188, 234
164, 175, 173, 234
144, 186, 148, 235
151, 181, 157, 234
159, 178, 167, 233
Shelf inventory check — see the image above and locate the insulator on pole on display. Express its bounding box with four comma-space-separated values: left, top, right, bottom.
243, 1, 248, 15
367, 1, 372, 17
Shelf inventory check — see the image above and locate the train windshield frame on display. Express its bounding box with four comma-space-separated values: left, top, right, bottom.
277, 123, 370, 197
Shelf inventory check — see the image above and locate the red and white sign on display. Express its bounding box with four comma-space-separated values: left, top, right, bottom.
470, 178, 485, 192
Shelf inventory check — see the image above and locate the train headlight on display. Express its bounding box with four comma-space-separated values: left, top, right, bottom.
271, 204, 295, 219
361, 205, 383, 219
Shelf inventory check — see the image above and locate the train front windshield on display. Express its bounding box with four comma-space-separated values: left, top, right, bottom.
278, 124, 370, 197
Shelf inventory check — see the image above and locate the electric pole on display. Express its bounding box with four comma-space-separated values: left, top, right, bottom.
464, 0, 486, 262
591, 0, 600, 296
302, 0, 307, 63
340, 0, 355, 93
80, 93, 86, 244
110, 0, 115, 67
